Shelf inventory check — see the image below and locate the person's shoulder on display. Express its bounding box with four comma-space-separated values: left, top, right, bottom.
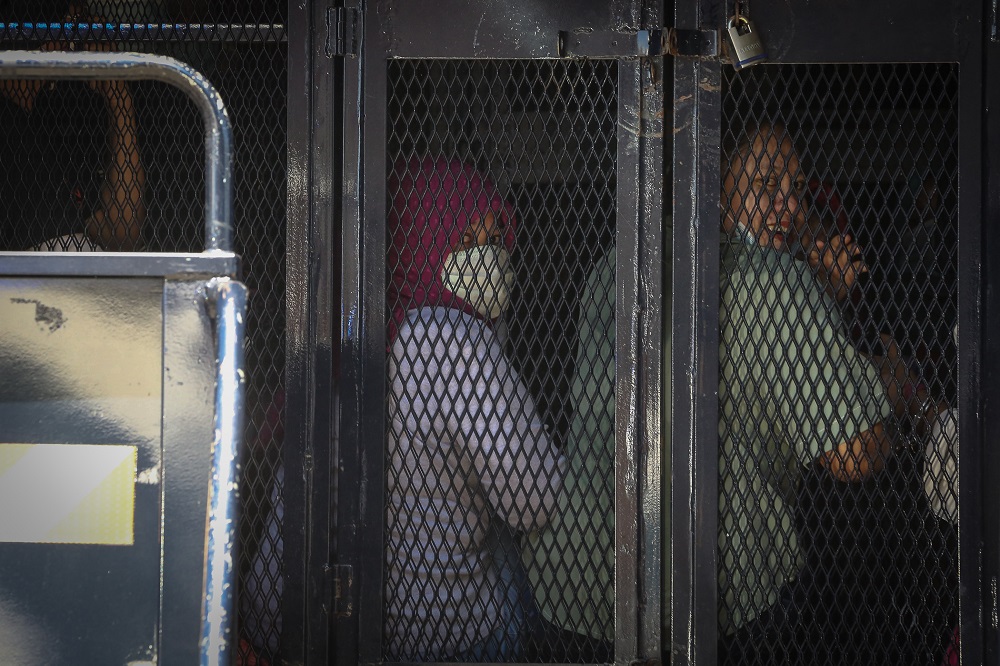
585, 249, 616, 288
398, 305, 492, 344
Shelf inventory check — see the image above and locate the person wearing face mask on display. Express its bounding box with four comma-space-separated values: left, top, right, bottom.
383, 157, 566, 662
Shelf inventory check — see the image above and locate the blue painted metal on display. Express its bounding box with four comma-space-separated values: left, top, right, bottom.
0, 22, 287, 43
0, 52, 245, 664
201, 277, 249, 666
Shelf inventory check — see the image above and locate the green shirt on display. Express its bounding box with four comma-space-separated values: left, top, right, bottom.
718, 244, 890, 634
522, 238, 674, 641
523, 250, 617, 640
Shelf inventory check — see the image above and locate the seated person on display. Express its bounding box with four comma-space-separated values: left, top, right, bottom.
718, 120, 892, 661
522, 226, 675, 663
0, 2, 145, 251
719, 121, 955, 666
521, 247, 616, 662
383, 157, 565, 662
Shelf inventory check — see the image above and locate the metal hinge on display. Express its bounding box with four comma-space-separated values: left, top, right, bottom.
331, 564, 354, 617
326, 6, 359, 58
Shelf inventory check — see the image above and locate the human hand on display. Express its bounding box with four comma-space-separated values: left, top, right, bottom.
807, 233, 867, 301
867, 333, 909, 419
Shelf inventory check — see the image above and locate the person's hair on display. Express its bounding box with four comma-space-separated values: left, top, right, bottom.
721, 120, 790, 181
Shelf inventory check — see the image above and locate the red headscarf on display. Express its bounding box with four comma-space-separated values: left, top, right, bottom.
386, 157, 516, 344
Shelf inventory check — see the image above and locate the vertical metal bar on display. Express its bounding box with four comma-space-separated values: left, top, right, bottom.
308, 1, 338, 664
982, 36, 1000, 666
161, 280, 218, 664
615, 57, 642, 666
283, 0, 315, 660
201, 277, 248, 666
627, 7, 667, 663
351, 1, 389, 663
958, 47, 987, 666
670, 0, 724, 663
637, 53, 666, 661
0, 52, 233, 252
332, 1, 365, 663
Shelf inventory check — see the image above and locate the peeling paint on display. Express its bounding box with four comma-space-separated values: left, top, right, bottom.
698, 81, 721, 92
9, 297, 66, 332
136, 467, 160, 485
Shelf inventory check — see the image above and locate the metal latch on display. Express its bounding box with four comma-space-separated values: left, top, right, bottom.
557, 29, 663, 58
331, 564, 354, 617
326, 6, 359, 58
667, 28, 720, 59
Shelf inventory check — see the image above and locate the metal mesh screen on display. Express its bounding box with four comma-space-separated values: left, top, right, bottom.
717, 63, 959, 666
383, 59, 618, 663
0, 3, 286, 662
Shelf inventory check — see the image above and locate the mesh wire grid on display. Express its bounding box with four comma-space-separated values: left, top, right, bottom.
717, 63, 959, 666
383, 59, 618, 663
0, 2, 286, 663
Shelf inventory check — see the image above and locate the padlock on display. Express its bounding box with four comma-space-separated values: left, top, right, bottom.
726, 15, 768, 70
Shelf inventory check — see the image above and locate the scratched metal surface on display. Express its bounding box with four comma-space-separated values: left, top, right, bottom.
0, 277, 163, 664
379, 0, 636, 59
740, 0, 979, 64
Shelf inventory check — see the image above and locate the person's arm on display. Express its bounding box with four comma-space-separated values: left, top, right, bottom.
83, 44, 145, 251
451, 317, 565, 533
862, 333, 950, 439
743, 254, 894, 484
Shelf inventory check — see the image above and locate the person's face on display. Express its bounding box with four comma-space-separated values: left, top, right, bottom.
723, 130, 808, 252
454, 210, 505, 252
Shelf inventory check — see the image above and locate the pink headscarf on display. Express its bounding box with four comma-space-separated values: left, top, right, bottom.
387, 157, 517, 344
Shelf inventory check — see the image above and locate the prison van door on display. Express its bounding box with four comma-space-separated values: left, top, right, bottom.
333, 2, 667, 664
671, 2, 990, 665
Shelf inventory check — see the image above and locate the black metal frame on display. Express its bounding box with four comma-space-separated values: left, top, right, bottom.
283, 2, 337, 664
982, 8, 1000, 663
279, 0, 1000, 663
327, 2, 665, 665
669, 1, 987, 665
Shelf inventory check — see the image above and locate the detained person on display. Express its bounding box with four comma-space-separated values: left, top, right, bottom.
383, 157, 565, 662
717, 122, 895, 664
0, 2, 145, 251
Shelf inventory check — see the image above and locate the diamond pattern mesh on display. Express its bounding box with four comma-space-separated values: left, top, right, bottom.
384, 59, 618, 663
0, 3, 286, 663
717, 63, 959, 666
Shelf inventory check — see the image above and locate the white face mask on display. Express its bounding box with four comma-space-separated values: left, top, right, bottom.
440, 245, 514, 320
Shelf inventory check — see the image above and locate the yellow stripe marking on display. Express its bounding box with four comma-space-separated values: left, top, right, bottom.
0, 444, 137, 545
